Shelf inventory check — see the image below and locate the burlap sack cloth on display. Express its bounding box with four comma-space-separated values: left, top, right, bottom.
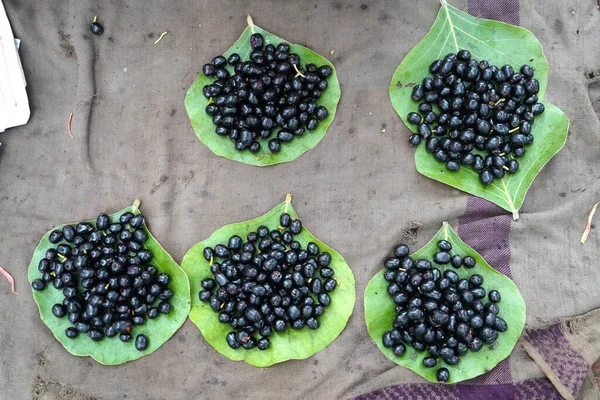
0, 0, 599, 399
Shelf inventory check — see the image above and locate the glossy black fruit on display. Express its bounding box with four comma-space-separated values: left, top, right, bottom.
380, 242, 508, 375
203, 64, 216, 77
423, 357, 437, 368
202, 34, 334, 155
49, 230, 63, 244
479, 170, 494, 186
31, 211, 172, 350
90, 21, 104, 35
52, 304, 66, 318
199, 213, 337, 350
488, 290, 501, 303
135, 334, 148, 351
406, 51, 544, 183
257, 337, 270, 350
433, 251, 451, 264
32, 279, 45, 291
65, 327, 78, 338
436, 367, 450, 382
250, 33, 264, 49
89, 329, 104, 341
462, 256, 476, 269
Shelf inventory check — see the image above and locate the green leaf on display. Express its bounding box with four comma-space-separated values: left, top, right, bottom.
181, 195, 355, 367
389, 1, 569, 219
27, 200, 191, 365
185, 17, 341, 166
364, 222, 526, 383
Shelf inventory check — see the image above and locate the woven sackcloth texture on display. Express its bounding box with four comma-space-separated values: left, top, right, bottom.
0, 0, 599, 399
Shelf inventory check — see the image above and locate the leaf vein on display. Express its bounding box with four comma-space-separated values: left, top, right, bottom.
452, 26, 519, 64
500, 179, 516, 213
436, 32, 452, 59
446, 8, 481, 27
406, 18, 449, 71
443, 5, 460, 52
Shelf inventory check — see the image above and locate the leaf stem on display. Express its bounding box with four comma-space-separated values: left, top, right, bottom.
580, 200, 600, 244
247, 15, 255, 34
284, 193, 292, 214
442, 1, 459, 52
442, 221, 450, 237
132, 198, 142, 211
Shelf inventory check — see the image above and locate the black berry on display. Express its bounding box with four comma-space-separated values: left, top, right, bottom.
31, 211, 173, 351
379, 242, 508, 377
201, 33, 334, 155
405, 50, 544, 185
90, 21, 104, 35
199, 213, 337, 351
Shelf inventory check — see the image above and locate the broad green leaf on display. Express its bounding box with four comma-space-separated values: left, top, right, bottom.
185, 17, 341, 166
181, 195, 355, 367
389, 0, 569, 219
27, 200, 191, 365
364, 222, 525, 383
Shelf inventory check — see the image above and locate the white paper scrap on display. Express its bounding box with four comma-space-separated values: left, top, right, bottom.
0, 0, 30, 132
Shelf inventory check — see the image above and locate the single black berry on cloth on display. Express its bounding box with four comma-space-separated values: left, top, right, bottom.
406, 49, 545, 186
90, 16, 104, 35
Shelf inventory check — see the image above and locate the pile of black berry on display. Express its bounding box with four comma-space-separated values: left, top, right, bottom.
31, 212, 173, 351
202, 32, 333, 154
380, 240, 507, 382
199, 213, 337, 350
406, 49, 545, 186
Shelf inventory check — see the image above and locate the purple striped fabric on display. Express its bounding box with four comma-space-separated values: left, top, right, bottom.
457, 198, 513, 386
458, 196, 513, 278
522, 325, 590, 399
468, 0, 520, 25
350, 377, 561, 400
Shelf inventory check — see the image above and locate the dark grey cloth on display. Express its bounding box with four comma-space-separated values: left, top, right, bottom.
1, 0, 599, 398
